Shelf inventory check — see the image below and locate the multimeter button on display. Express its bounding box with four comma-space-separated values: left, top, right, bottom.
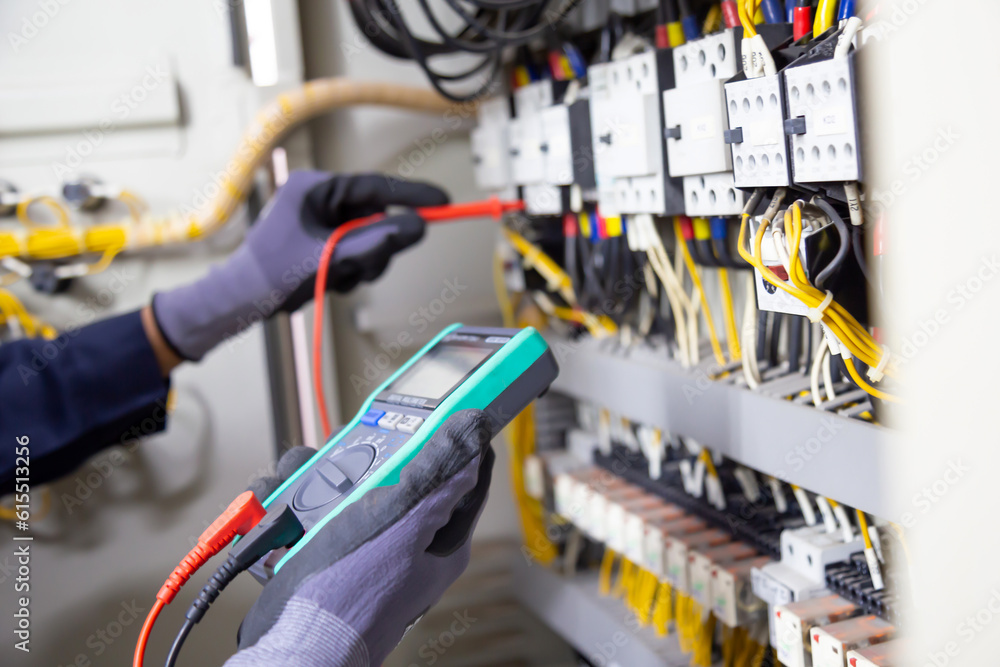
292, 445, 377, 512
396, 416, 424, 434
361, 409, 385, 426
377, 412, 404, 429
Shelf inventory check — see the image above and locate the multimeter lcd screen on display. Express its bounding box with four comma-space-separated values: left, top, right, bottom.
388, 345, 492, 401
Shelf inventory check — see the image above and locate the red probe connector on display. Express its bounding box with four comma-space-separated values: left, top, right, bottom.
134, 491, 267, 667
417, 196, 524, 222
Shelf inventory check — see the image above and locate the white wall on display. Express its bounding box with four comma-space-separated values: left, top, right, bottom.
865, 1, 1000, 664
0, 1, 289, 663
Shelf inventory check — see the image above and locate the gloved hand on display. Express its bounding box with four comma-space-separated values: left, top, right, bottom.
153, 171, 449, 360
226, 409, 494, 667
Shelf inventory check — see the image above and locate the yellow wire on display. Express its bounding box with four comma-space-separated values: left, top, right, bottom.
814, 0, 837, 36
856, 509, 874, 550
737, 208, 893, 377
703, 4, 722, 33
16, 195, 70, 229
738, 0, 757, 36
718, 267, 742, 361
673, 218, 726, 366
843, 356, 902, 403
699, 449, 719, 479
493, 249, 516, 327
502, 228, 577, 306
652, 580, 674, 635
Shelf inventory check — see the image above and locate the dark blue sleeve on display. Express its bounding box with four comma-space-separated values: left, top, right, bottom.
1, 309, 171, 492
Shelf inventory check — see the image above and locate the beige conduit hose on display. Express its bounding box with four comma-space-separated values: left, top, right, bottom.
0, 79, 458, 263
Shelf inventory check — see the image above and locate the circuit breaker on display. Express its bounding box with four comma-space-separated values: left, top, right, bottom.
663, 29, 746, 216
784, 54, 862, 184
589, 49, 681, 215
471, 96, 513, 192
725, 73, 792, 187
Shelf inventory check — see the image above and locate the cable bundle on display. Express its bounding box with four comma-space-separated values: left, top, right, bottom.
347, 0, 582, 101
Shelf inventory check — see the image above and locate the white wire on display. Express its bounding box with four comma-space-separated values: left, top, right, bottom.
741, 274, 762, 389
823, 345, 837, 401
810, 337, 828, 407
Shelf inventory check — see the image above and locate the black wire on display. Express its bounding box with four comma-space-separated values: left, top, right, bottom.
663, 0, 680, 23
382, 0, 503, 101
165, 620, 195, 667
803, 321, 813, 373
851, 225, 873, 285
756, 311, 769, 363
812, 198, 851, 290
768, 312, 783, 366
694, 239, 720, 266
442, 0, 574, 44
787, 315, 803, 373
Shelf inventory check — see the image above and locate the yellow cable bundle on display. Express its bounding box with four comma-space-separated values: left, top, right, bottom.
718, 267, 742, 361
599, 548, 618, 596
502, 228, 577, 307
0, 290, 57, 339
0, 80, 458, 263
491, 255, 558, 566
737, 205, 900, 403
508, 407, 559, 566
676, 594, 696, 653
673, 218, 727, 366
651, 580, 674, 636
693, 612, 717, 667
634, 569, 659, 626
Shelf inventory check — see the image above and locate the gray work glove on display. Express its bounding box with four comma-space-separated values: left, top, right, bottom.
153, 171, 449, 360
226, 409, 494, 667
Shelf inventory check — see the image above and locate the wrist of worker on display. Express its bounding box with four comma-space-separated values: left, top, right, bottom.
225, 598, 369, 667
152, 245, 284, 362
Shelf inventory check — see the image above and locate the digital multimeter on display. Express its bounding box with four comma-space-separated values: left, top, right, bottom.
250, 323, 558, 581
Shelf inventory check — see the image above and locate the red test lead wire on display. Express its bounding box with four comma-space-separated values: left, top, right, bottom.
133, 491, 267, 667
312, 197, 524, 437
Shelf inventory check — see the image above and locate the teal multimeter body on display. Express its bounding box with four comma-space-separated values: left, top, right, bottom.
250, 324, 558, 581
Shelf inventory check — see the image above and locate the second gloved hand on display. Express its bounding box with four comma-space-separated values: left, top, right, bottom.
226, 409, 494, 667
153, 171, 448, 360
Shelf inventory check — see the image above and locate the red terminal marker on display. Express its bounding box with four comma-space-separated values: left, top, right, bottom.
655, 25, 670, 49
721, 1, 740, 29
793, 5, 813, 41
678, 216, 695, 241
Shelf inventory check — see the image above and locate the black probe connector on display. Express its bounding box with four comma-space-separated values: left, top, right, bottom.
165, 504, 304, 667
